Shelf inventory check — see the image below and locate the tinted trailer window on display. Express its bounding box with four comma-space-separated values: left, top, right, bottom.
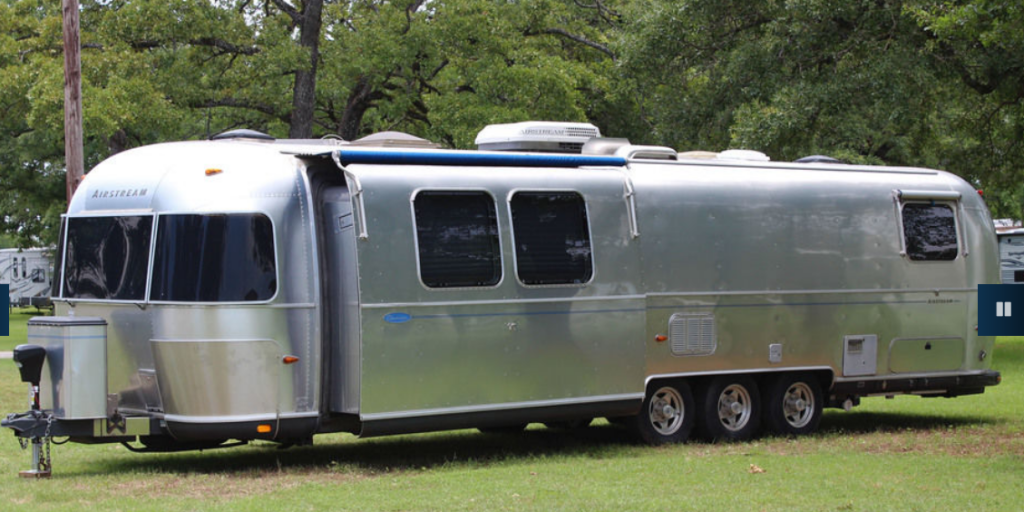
62, 216, 153, 300
151, 214, 277, 302
901, 203, 958, 261
510, 192, 593, 285
413, 191, 502, 288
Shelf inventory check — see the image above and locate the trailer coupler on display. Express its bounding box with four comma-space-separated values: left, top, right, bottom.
3, 410, 56, 478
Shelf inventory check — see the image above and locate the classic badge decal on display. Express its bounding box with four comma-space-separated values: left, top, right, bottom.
383, 312, 412, 324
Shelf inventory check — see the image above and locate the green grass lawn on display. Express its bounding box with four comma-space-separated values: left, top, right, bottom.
0, 316, 1021, 510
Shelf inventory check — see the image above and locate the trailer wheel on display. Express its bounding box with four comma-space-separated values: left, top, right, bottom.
632, 380, 694, 445
698, 376, 760, 442
762, 373, 822, 436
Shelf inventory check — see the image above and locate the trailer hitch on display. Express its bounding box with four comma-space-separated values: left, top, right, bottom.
8, 344, 52, 478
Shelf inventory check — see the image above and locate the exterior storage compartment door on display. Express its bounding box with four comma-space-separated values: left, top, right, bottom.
889, 338, 965, 373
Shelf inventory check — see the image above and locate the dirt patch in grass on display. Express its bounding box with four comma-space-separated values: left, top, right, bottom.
94, 467, 372, 501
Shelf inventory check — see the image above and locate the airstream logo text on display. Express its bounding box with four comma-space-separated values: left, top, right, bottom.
521, 128, 564, 136
91, 188, 148, 199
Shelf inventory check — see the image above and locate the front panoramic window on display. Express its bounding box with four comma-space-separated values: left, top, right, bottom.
413, 191, 501, 288
151, 214, 277, 302
63, 216, 153, 300
902, 203, 958, 261
510, 191, 593, 285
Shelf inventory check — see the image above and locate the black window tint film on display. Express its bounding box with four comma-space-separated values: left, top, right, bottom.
511, 192, 593, 285
152, 214, 277, 302
902, 203, 958, 261
63, 216, 153, 300
414, 192, 501, 288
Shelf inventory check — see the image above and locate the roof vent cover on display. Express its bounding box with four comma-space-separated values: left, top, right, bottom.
475, 121, 601, 153
349, 131, 441, 149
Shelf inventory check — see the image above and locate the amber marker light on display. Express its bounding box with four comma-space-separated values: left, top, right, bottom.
257, 424, 272, 434
283, 355, 300, 365
655, 335, 668, 343
205, 168, 223, 176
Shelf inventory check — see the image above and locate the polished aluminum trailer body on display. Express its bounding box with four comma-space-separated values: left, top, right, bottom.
4, 133, 1000, 448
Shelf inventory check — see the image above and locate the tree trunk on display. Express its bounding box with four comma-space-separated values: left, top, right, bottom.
62, 0, 84, 204
338, 76, 384, 141
289, 0, 323, 139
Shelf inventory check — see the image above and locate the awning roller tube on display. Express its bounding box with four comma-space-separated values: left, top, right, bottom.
894, 189, 962, 201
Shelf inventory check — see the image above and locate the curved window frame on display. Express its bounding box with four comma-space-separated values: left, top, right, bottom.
507, 189, 596, 288
897, 200, 961, 262
147, 211, 281, 305
410, 188, 504, 291
56, 212, 156, 304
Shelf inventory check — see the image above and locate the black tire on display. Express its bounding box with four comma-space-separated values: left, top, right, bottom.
631, 380, 695, 445
544, 418, 593, 430
697, 375, 761, 442
477, 424, 528, 434
761, 373, 823, 436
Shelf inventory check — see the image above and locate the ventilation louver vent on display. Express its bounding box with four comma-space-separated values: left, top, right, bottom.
564, 126, 600, 139
668, 314, 717, 356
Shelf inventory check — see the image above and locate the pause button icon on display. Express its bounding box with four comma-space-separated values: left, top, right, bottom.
998, 302, 1013, 317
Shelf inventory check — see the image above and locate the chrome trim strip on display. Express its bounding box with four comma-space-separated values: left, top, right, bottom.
164, 413, 276, 424
365, 289, 978, 311
279, 412, 321, 420
269, 302, 317, 309
359, 393, 645, 422
833, 369, 990, 383
163, 412, 319, 424
645, 366, 836, 387
646, 287, 977, 298
363, 294, 647, 309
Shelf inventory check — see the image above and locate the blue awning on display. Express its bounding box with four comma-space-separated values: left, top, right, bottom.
334, 149, 627, 168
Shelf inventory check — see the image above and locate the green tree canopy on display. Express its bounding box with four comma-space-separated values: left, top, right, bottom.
3, 0, 1024, 247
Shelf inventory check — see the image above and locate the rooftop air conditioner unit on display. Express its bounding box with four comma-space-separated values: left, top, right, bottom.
475, 121, 601, 153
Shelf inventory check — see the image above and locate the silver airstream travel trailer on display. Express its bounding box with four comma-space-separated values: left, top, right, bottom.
4, 122, 1001, 474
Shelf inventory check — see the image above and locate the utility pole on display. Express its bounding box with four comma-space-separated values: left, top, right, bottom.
62, 0, 84, 205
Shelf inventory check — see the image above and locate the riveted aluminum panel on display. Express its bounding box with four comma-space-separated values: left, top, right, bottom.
349, 164, 645, 417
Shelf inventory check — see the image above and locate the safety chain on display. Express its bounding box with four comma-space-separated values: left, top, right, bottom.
41, 414, 53, 473
13, 413, 55, 472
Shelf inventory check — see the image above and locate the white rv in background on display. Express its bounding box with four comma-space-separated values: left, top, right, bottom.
1, 248, 52, 308
994, 220, 1024, 284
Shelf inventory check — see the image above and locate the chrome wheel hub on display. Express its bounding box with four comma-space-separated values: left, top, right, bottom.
782, 382, 814, 428
717, 384, 752, 432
